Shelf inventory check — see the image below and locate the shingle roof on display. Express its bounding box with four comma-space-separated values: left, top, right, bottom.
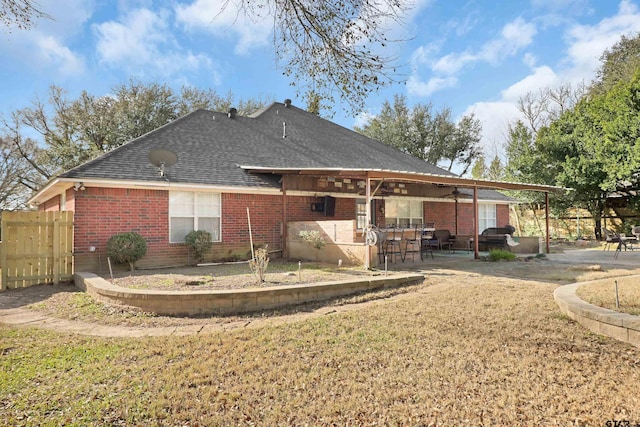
59, 102, 510, 201
60, 102, 456, 186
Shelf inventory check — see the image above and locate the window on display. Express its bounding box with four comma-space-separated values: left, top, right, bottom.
478, 203, 496, 232
356, 199, 368, 230
169, 192, 221, 243
384, 199, 423, 227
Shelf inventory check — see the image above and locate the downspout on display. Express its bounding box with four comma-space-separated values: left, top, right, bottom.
545, 191, 550, 254
282, 175, 288, 258
473, 186, 479, 259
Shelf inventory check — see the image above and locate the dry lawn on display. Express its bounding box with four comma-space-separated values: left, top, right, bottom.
2, 257, 640, 425
577, 275, 640, 315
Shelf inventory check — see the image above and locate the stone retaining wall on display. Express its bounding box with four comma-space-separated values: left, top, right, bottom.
554, 277, 640, 348
75, 272, 425, 316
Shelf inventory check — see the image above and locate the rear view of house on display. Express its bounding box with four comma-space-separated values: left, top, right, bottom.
28, 100, 550, 271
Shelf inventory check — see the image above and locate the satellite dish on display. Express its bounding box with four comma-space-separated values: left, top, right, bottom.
148, 149, 178, 177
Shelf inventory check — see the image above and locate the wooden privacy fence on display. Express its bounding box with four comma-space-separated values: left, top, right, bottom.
0, 211, 74, 291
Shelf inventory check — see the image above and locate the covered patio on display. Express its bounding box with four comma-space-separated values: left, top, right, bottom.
241, 166, 562, 268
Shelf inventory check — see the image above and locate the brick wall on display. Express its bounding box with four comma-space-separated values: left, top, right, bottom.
39, 185, 513, 271
497, 204, 510, 228
423, 201, 456, 231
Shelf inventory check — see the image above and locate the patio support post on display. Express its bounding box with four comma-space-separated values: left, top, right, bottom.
545, 191, 550, 254
473, 186, 479, 259
365, 174, 372, 270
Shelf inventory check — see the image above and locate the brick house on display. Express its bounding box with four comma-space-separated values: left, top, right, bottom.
28, 100, 552, 270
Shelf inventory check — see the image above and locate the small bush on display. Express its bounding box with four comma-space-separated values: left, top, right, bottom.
107, 232, 147, 271
249, 246, 270, 283
488, 249, 516, 261
298, 230, 325, 250
185, 230, 212, 263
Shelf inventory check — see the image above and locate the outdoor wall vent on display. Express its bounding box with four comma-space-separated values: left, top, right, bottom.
228, 108, 237, 119
284, 99, 292, 107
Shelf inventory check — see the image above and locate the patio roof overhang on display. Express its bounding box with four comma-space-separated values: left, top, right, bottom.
238, 166, 563, 193
241, 165, 562, 267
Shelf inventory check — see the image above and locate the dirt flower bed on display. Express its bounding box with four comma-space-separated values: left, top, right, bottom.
104, 260, 376, 291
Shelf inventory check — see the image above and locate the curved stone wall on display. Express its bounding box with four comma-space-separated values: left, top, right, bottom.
75, 272, 425, 316
554, 276, 640, 349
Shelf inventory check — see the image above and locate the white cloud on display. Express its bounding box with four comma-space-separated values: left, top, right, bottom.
479, 17, 537, 64
432, 51, 476, 75
175, 0, 272, 55
0, 0, 91, 77
407, 75, 458, 97
36, 36, 85, 75
409, 16, 537, 98
94, 8, 213, 78
500, 65, 559, 101
462, 101, 521, 158
562, 0, 640, 84
94, 8, 170, 66
523, 52, 538, 67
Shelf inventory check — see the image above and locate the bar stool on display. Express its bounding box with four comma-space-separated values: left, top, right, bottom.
384, 225, 403, 263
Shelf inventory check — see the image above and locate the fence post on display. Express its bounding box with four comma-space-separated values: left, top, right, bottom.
0, 240, 6, 291
53, 215, 60, 285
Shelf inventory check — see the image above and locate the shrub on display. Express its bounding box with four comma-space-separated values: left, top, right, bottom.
107, 232, 147, 271
488, 249, 516, 261
249, 246, 270, 283
185, 230, 212, 263
298, 230, 325, 250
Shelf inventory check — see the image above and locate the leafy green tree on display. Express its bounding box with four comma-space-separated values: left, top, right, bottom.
532, 98, 611, 238
593, 32, 640, 95
487, 155, 503, 182
470, 154, 487, 179
355, 94, 482, 174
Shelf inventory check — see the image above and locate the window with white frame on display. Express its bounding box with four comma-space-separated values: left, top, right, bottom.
169, 192, 221, 243
384, 199, 423, 227
478, 203, 497, 232
356, 199, 368, 230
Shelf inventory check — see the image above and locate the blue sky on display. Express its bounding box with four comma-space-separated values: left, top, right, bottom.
2, 0, 640, 168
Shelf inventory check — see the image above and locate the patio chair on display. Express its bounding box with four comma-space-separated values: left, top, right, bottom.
613, 231, 632, 259
433, 229, 454, 251
602, 228, 621, 251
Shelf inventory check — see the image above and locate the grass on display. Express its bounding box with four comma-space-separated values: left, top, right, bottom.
577, 276, 640, 315
3, 259, 640, 424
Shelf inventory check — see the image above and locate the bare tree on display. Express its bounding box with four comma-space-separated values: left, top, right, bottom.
1, 0, 51, 30
219, 0, 410, 114
517, 82, 587, 135
0, 134, 43, 210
